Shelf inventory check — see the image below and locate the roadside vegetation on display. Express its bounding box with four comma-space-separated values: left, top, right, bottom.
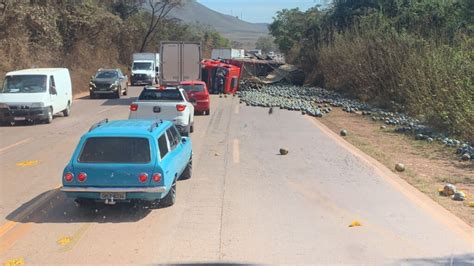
0, 0, 230, 93
269, 0, 473, 140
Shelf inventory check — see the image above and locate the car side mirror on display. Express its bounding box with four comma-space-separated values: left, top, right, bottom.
181, 137, 187, 144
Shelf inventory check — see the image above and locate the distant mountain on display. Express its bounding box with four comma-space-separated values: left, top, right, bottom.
168, 0, 269, 49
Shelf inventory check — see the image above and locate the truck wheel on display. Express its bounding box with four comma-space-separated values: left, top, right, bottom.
179, 158, 192, 180
62, 103, 71, 117
160, 179, 176, 207
44, 107, 53, 124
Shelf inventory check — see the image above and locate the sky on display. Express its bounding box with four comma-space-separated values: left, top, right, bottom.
197, 0, 326, 23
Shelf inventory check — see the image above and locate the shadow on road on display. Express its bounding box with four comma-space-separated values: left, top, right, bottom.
101, 97, 137, 106
6, 189, 152, 224
399, 253, 474, 265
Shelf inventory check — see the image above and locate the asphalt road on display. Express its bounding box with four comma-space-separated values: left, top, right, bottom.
0, 87, 472, 265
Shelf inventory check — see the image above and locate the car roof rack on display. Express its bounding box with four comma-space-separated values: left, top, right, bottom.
89, 118, 109, 132
148, 120, 163, 132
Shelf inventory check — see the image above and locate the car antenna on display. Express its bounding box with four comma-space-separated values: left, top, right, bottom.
89, 118, 109, 132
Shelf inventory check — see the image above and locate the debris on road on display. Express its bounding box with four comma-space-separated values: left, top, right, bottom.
268, 107, 273, 115
214, 152, 220, 156
441, 184, 457, 196
279, 148, 289, 155
395, 163, 405, 172
238, 80, 473, 161
452, 191, 466, 201
348, 220, 362, 227
3, 257, 24, 266
340, 129, 348, 136
57, 236, 72, 246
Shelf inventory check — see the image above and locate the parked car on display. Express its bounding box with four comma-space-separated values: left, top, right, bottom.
180, 80, 210, 115
60, 119, 193, 207
89, 68, 128, 99
0, 68, 72, 124
129, 86, 195, 136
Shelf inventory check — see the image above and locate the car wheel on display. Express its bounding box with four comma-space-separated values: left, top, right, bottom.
190, 123, 194, 133
62, 102, 71, 117
123, 87, 128, 96
160, 179, 176, 207
44, 107, 53, 124
205, 109, 210, 116
179, 158, 192, 180
115, 88, 121, 99
89, 92, 96, 99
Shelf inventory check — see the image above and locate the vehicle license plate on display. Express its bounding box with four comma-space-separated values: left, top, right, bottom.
100, 192, 126, 200
13, 117, 26, 121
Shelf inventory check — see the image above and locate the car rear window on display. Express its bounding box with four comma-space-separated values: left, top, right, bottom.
138, 89, 183, 101
181, 84, 205, 92
78, 137, 150, 163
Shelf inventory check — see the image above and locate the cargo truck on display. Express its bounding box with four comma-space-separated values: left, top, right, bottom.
131, 53, 159, 86
160, 41, 201, 84
211, 48, 244, 60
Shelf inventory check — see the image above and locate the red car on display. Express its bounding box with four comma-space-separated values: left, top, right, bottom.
180, 81, 210, 115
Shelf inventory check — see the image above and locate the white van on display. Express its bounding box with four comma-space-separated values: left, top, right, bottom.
0, 68, 72, 124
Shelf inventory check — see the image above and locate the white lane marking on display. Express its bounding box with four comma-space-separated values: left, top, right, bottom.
0, 138, 33, 154
233, 139, 240, 163
234, 104, 239, 114
97, 106, 117, 114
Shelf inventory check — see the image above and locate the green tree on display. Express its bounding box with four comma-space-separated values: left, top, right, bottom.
255, 36, 275, 54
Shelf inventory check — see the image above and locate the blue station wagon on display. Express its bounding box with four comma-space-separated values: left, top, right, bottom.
60, 119, 192, 207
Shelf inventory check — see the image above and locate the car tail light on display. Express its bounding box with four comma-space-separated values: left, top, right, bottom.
152, 173, 162, 183
77, 172, 87, 182
176, 104, 186, 112
64, 172, 74, 182
130, 104, 138, 111
138, 173, 148, 183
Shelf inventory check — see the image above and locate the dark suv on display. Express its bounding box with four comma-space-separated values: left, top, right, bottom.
89, 69, 128, 99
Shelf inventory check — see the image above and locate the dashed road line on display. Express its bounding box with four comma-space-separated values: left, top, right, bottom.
0, 138, 33, 154
233, 139, 240, 163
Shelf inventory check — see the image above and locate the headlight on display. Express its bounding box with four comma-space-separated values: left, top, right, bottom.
110, 81, 119, 89
147, 74, 153, 78
89, 82, 96, 87
0, 103, 8, 109
30, 102, 44, 108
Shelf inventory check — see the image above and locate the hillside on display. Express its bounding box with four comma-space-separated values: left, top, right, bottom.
168, 0, 269, 49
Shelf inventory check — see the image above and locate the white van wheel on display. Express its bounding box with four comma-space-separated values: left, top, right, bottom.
45, 108, 53, 124
62, 103, 71, 117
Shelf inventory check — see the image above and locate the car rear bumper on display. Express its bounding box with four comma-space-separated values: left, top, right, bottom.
61, 186, 167, 193
0, 107, 49, 122
193, 100, 210, 111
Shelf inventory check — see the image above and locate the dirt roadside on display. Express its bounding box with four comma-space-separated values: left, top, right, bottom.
318, 108, 474, 226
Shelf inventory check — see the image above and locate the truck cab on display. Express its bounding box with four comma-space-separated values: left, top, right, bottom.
0, 68, 72, 124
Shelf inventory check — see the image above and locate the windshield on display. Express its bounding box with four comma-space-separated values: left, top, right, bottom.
1, 75, 47, 93
138, 89, 183, 101
181, 84, 205, 92
95, 71, 118, 79
132, 62, 153, 71
78, 137, 150, 163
